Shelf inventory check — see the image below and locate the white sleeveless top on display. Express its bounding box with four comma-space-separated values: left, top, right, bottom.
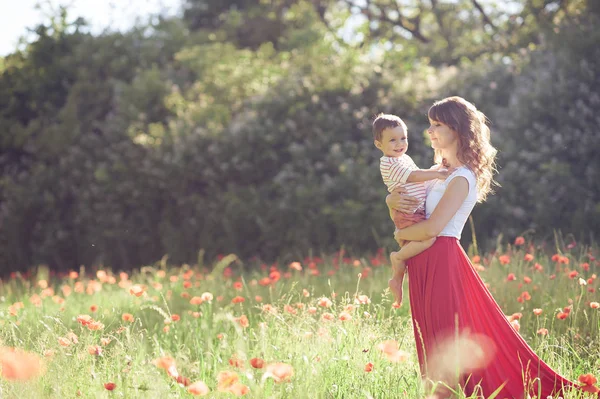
425, 166, 477, 239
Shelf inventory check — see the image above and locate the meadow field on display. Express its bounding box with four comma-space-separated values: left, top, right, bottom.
1, 237, 600, 398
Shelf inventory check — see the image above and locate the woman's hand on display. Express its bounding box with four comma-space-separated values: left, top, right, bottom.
386, 187, 421, 214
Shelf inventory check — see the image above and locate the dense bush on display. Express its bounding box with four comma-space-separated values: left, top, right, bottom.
1, 4, 599, 273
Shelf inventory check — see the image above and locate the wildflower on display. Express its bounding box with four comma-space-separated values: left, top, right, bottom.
200, 292, 213, 302
229, 355, 244, 369
176, 375, 191, 386
537, 328, 548, 336
321, 312, 335, 321
471, 255, 481, 263
262, 304, 277, 314
556, 312, 569, 320
188, 381, 210, 396
514, 236, 525, 246
284, 305, 297, 315
499, 255, 511, 265
507, 273, 516, 281
217, 370, 239, 391
255, 295, 263, 302
581, 262, 590, 271
569, 270, 579, 279
87, 321, 105, 331
233, 281, 243, 291
533, 308, 543, 316
90, 305, 98, 312
289, 262, 302, 271
250, 358, 265, 369
88, 345, 103, 356
153, 356, 179, 378
129, 285, 145, 297
122, 313, 135, 323
364, 362, 374, 372
523, 276, 532, 284
190, 296, 203, 305
318, 297, 333, 308
377, 340, 409, 363
590, 302, 600, 309
171, 314, 180, 322
77, 315, 93, 326
578, 374, 600, 393
0, 347, 44, 380
354, 295, 371, 305
338, 311, 352, 321
524, 254, 534, 262
264, 362, 294, 383
258, 277, 272, 286
58, 337, 71, 347
104, 382, 116, 391
579, 278, 587, 286
510, 319, 520, 331
231, 296, 245, 304
236, 315, 249, 328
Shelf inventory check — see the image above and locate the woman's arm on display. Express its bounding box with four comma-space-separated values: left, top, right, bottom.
394, 177, 469, 242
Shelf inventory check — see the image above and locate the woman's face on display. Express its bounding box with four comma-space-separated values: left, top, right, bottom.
427, 119, 457, 151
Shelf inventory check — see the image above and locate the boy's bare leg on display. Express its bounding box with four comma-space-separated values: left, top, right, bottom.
389, 252, 406, 305
389, 237, 436, 305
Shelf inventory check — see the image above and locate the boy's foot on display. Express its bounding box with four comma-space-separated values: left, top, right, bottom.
389, 252, 406, 305
388, 277, 404, 306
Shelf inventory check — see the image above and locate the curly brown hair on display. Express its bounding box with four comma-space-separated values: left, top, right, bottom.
428, 96, 498, 202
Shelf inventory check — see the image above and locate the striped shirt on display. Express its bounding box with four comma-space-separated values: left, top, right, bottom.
380, 155, 427, 212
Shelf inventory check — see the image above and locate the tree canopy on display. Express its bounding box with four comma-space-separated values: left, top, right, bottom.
1, 0, 598, 272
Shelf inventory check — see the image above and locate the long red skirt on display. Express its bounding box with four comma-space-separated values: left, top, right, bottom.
406, 237, 585, 399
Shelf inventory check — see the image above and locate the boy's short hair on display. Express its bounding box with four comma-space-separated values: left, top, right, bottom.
372, 113, 407, 141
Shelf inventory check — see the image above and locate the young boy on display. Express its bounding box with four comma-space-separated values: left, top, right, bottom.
373, 113, 451, 305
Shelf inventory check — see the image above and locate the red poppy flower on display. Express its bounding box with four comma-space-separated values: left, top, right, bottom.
0, 347, 44, 381
264, 362, 294, 383
190, 296, 203, 305
233, 281, 243, 291
122, 313, 134, 323
578, 374, 600, 393
364, 362, 374, 372
104, 382, 116, 391
129, 285, 145, 297
188, 381, 210, 396
250, 357, 265, 369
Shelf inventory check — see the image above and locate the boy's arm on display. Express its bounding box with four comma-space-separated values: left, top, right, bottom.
406, 169, 453, 183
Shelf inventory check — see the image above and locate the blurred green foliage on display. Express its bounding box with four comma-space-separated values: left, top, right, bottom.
0, 0, 598, 272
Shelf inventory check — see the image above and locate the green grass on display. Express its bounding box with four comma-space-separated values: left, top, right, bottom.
1, 240, 599, 398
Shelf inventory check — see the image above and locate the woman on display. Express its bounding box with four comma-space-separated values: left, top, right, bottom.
386, 96, 588, 398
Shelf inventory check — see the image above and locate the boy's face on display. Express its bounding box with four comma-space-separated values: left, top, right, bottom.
375, 126, 408, 157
